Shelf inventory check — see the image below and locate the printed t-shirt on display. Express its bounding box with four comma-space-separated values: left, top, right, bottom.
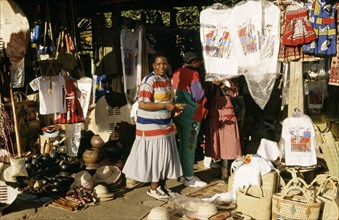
29, 74, 66, 115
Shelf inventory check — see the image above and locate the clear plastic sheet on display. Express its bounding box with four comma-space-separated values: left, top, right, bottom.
243, 70, 278, 110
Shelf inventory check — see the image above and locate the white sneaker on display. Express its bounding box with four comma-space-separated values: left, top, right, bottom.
147, 186, 170, 200
180, 176, 207, 188
161, 185, 175, 197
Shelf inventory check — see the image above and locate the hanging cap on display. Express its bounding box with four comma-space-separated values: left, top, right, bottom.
183, 52, 201, 64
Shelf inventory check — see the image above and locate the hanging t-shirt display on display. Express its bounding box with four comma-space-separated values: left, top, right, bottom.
120, 26, 143, 103
229, 0, 262, 70
241, 0, 281, 110
200, 7, 239, 80
29, 74, 66, 115
77, 77, 92, 117
54, 76, 84, 124
303, 0, 337, 56
281, 113, 317, 166
259, 1, 281, 74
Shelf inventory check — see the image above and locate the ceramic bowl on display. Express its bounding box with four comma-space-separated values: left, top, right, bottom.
90, 135, 105, 148
83, 148, 102, 163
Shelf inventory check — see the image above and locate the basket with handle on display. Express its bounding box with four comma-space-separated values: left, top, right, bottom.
237, 185, 272, 220
272, 178, 322, 220
310, 174, 339, 220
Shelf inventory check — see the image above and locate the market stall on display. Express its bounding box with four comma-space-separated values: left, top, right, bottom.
0, 0, 338, 218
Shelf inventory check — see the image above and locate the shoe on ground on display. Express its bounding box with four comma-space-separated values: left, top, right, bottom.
161, 185, 176, 197
147, 186, 171, 200
180, 176, 207, 188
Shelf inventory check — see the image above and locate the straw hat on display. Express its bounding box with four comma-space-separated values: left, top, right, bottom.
93, 165, 121, 185
0, 164, 17, 183
94, 184, 114, 201
196, 202, 217, 219
85, 162, 101, 170
147, 207, 170, 220
71, 171, 94, 191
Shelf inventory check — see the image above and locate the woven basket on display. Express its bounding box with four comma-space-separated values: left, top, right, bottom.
229, 170, 278, 196
272, 182, 322, 220
237, 185, 272, 220
311, 174, 339, 220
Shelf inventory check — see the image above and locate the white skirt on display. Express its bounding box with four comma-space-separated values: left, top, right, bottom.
122, 135, 183, 182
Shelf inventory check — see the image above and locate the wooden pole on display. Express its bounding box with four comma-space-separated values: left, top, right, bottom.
9, 86, 22, 158
288, 61, 304, 116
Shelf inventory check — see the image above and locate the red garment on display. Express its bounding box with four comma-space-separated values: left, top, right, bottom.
204, 87, 242, 160
278, 4, 320, 62
54, 76, 84, 124
282, 7, 316, 46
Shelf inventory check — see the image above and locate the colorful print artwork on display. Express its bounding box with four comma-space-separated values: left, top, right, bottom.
237, 21, 259, 55
203, 25, 232, 59
290, 128, 312, 152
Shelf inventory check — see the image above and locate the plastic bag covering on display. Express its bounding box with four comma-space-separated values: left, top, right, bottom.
10, 58, 25, 88
229, 0, 281, 109
244, 70, 278, 109
120, 26, 144, 103
66, 123, 82, 157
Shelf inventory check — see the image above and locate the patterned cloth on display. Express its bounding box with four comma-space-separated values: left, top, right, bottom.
122, 71, 182, 182
277, 3, 320, 62
54, 76, 84, 124
329, 4, 339, 86
203, 84, 242, 160
303, 0, 337, 56
172, 66, 205, 177
282, 6, 316, 46
135, 72, 175, 139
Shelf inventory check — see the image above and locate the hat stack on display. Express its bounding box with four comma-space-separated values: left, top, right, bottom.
71, 171, 94, 191
93, 165, 122, 186
93, 184, 114, 202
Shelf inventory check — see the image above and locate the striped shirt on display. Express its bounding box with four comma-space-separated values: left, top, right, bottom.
136, 72, 175, 140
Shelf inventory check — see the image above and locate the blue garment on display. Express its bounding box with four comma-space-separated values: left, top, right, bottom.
303, 0, 337, 56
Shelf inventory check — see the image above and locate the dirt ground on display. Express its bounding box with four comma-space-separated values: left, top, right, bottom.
1, 163, 222, 220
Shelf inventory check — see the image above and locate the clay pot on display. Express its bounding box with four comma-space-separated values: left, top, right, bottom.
90, 135, 104, 148
83, 148, 102, 164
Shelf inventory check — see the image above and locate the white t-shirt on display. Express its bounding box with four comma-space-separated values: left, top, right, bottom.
229, 0, 262, 70
200, 8, 239, 80
281, 115, 317, 166
30, 74, 66, 115
259, 1, 281, 74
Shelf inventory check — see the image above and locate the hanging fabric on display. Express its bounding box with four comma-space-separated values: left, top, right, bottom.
281, 2, 316, 46
328, 4, 339, 86
229, 0, 281, 109
120, 26, 144, 103
0, 105, 15, 163
0, 0, 30, 89
303, 0, 337, 56
29, 74, 66, 115
54, 75, 84, 124
199, 4, 239, 81
280, 109, 318, 166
